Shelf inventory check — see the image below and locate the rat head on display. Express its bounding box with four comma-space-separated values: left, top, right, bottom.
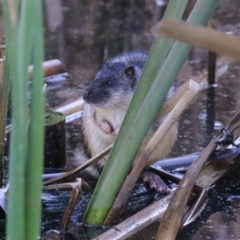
83, 60, 142, 109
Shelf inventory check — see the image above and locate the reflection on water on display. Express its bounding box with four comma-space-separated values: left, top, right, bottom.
11, 0, 240, 239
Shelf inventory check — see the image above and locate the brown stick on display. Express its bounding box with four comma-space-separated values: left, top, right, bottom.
59, 179, 82, 230
28, 59, 65, 78
154, 136, 218, 240
154, 19, 240, 61
94, 191, 175, 240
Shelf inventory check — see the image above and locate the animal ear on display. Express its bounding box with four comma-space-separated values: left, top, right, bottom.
125, 66, 135, 79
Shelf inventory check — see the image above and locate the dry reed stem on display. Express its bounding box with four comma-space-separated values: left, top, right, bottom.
154, 19, 240, 61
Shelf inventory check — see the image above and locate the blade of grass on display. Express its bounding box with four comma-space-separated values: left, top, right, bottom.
83, 0, 189, 225
3, 0, 45, 239
25, 0, 44, 238
2, 0, 29, 239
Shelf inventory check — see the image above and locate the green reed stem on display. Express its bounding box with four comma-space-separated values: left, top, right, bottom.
2, 0, 45, 239
84, 0, 189, 224
25, 1, 44, 238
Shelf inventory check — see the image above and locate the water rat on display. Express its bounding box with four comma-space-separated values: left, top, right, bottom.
81, 51, 178, 192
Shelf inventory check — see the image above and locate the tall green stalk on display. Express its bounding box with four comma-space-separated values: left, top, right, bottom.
83, 0, 188, 224
25, 0, 44, 239
2, 0, 45, 239
2, 0, 27, 239
84, 0, 220, 225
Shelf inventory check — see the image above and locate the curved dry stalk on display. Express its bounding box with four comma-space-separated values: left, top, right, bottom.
155, 79, 205, 120
59, 178, 83, 230
43, 144, 112, 186
143, 80, 202, 157
104, 80, 202, 225
44, 178, 85, 230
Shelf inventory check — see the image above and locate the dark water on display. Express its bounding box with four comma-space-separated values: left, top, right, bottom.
5, 0, 240, 239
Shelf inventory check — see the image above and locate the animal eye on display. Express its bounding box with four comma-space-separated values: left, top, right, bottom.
107, 80, 112, 85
